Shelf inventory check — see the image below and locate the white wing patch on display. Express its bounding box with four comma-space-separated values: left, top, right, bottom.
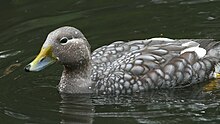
147, 38, 175, 42
181, 41, 200, 47
180, 41, 206, 59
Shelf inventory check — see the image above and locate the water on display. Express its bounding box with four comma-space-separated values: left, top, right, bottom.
0, 0, 220, 123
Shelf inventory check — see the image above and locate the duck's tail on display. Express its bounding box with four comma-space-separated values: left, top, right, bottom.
197, 39, 220, 78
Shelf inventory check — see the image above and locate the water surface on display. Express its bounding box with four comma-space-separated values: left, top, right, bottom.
0, 0, 220, 123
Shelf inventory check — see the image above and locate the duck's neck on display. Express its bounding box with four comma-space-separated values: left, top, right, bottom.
58, 62, 93, 94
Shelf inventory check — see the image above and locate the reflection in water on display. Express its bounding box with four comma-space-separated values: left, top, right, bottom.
0, 50, 22, 79
204, 80, 220, 92
0, 63, 21, 79
60, 94, 94, 124
57, 82, 220, 123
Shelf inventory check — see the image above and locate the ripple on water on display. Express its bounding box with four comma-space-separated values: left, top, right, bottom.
90, 88, 220, 123
4, 109, 30, 120
180, 0, 217, 5
0, 50, 21, 59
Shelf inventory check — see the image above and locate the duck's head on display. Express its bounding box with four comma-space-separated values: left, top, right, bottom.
25, 26, 91, 72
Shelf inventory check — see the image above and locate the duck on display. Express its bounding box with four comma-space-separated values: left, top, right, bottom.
24, 26, 220, 94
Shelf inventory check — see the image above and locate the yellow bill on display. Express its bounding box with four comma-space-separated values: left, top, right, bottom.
24, 46, 57, 72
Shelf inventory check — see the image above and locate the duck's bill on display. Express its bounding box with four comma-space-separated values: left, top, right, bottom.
24, 46, 57, 72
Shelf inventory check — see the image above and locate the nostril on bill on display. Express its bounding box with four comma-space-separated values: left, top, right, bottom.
40, 57, 45, 62
24, 64, 31, 72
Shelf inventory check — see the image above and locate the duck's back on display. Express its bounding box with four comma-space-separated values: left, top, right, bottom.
91, 38, 220, 94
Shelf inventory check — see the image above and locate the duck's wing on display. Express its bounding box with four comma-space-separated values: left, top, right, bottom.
95, 39, 219, 94
91, 38, 180, 80
91, 40, 146, 81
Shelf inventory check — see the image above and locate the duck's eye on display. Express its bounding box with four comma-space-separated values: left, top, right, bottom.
60, 37, 68, 44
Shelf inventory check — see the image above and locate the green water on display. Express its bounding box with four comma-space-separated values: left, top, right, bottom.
0, 0, 220, 123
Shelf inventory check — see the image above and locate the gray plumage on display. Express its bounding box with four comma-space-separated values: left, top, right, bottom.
25, 26, 220, 94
